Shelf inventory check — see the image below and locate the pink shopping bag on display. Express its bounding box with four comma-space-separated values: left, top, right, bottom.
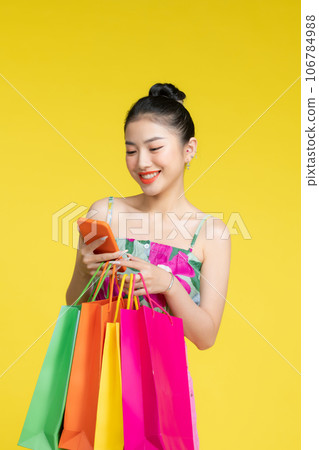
120, 272, 194, 450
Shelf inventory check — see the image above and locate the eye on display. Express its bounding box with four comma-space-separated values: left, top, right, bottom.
126, 146, 163, 155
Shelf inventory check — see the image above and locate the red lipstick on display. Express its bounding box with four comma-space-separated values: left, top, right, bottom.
138, 170, 161, 184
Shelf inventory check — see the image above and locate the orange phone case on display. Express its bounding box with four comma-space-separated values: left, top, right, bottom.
77, 217, 127, 272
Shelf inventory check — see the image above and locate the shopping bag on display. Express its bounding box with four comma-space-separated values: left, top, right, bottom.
94, 273, 139, 450
58, 264, 128, 450
120, 272, 195, 450
18, 260, 106, 450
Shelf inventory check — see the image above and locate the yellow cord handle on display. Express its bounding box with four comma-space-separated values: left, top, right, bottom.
113, 273, 139, 323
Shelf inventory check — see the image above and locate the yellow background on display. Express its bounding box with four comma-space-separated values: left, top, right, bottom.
0, 1, 300, 449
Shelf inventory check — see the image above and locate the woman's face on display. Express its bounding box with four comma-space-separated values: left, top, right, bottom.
124, 117, 186, 193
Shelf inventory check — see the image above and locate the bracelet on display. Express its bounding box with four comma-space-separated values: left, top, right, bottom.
163, 271, 175, 294
157, 264, 175, 294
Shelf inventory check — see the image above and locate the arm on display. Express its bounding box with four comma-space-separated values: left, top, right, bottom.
65, 234, 94, 306
164, 217, 231, 350
66, 198, 109, 306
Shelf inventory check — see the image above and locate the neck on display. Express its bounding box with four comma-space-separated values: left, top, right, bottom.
138, 181, 191, 216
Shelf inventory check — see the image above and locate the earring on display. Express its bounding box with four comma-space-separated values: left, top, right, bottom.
186, 159, 190, 170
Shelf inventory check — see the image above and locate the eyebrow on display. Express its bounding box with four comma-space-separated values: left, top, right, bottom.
125, 136, 166, 146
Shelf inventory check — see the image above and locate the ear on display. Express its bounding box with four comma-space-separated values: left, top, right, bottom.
183, 137, 198, 164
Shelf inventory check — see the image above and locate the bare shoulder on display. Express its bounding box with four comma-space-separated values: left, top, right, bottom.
203, 215, 231, 259
85, 195, 139, 221
85, 196, 110, 221
205, 215, 231, 239
188, 202, 231, 243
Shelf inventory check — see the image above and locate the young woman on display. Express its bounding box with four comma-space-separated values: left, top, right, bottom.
66, 82, 231, 448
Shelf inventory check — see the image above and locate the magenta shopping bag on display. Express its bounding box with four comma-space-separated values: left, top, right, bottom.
120, 273, 194, 450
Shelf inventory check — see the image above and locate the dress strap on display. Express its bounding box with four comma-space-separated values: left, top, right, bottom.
106, 196, 114, 225
189, 214, 211, 252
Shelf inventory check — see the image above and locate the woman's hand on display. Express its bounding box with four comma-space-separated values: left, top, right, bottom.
113, 254, 173, 297
78, 234, 127, 277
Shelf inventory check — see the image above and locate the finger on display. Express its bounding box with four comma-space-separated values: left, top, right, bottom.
118, 272, 140, 280
123, 278, 141, 290
133, 273, 141, 282
88, 264, 104, 278
126, 253, 144, 262
123, 286, 145, 297
94, 249, 128, 263
98, 249, 129, 261
88, 268, 106, 277
88, 260, 114, 275
84, 235, 109, 250
123, 276, 143, 291
108, 259, 139, 268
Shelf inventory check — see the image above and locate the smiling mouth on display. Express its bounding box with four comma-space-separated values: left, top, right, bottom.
139, 170, 161, 179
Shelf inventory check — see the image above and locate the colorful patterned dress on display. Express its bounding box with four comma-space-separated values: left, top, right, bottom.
96, 196, 212, 449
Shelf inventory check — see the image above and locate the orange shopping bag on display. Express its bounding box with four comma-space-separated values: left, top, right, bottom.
58, 263, 127, 450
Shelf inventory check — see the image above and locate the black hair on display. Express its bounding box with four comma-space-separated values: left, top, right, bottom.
124, 82, 195, 147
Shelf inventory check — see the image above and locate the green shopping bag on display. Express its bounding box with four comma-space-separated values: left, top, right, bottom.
18, 261, 106, 450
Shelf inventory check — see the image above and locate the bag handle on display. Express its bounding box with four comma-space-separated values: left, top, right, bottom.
105, 265, 116, 312
127, 274, 139, 311
136, 272, 173, 325
113, 273, 139, 323
72, 256, 127, 307
88, 257, 125, 305
73, 261, 106, 306
113, 274, 128, 323
110, 262, 125, 303
87, 262, 113, 303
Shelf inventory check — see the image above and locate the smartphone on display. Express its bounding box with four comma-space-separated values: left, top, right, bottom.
77, 217, 127, 272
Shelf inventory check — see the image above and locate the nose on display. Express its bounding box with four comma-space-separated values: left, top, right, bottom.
137, 149, 153, 171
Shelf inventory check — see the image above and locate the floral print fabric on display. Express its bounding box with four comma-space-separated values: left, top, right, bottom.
96, 197, 211, 315
96, 237, 203, 314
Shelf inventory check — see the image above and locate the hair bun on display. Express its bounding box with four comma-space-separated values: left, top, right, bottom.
148, 83, 186, 104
